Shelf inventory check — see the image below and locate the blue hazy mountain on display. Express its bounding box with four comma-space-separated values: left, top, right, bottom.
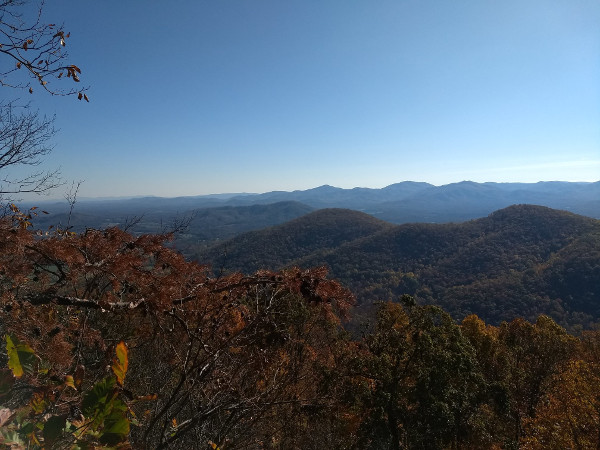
20, 181, 599, 250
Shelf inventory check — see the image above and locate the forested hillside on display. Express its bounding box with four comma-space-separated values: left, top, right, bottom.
196, 208, 394, 273
197, 205, 600, 330
3, 208, 600, 449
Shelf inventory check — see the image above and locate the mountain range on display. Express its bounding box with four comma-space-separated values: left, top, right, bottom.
19, 181, 600, 329
23, 181, 600, 249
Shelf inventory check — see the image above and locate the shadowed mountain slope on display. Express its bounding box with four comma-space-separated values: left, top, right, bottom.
197, 208, 395, 274
196, 205, 600, 330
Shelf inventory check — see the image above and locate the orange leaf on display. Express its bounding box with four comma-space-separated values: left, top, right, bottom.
73, 365, 84, 388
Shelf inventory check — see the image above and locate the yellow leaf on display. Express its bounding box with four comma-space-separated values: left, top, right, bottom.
64, 375, 76, 390
5, 335, 22, 378
112, 341, 128, 386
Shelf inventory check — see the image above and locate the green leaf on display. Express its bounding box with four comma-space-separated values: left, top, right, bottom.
0, 429, 24, 446
99, 412, 130, 445
111, 341, 128, 386
81, 377, 116, 417
43, 415, 66, 446
0, 369, 14, 396
19, 421, 35, 435
5, 335, 38, 378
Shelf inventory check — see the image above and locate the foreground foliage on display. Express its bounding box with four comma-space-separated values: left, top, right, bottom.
0, 210, 599, 448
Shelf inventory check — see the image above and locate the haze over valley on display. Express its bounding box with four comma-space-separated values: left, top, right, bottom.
21, 180, 600, 331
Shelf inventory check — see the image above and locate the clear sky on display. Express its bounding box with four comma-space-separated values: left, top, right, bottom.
19, 0, 600, 198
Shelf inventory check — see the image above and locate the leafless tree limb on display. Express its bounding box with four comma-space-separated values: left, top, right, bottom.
0, 103, 61, 199
0, 0, 87, 97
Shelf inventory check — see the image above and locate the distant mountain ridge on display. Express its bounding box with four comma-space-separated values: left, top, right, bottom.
20, 181, 600, 254
224, 180, 600, 221
27, 181, 600, 224
196, 205, 600, 330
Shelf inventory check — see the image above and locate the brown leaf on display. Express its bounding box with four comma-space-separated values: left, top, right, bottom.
0, 408, 13, 427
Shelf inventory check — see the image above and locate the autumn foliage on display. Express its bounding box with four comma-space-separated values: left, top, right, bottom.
0, 208, 599, 448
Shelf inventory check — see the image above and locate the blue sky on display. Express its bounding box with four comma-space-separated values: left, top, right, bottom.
20, 0, 600, 198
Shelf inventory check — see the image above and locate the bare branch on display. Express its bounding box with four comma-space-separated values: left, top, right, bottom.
0, 0, 88, 97
64, 179, 82, 227
0, 103, 61, 199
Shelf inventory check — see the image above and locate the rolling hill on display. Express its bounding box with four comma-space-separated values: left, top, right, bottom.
196, 205, 600, 330
196, 208, 395, 273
